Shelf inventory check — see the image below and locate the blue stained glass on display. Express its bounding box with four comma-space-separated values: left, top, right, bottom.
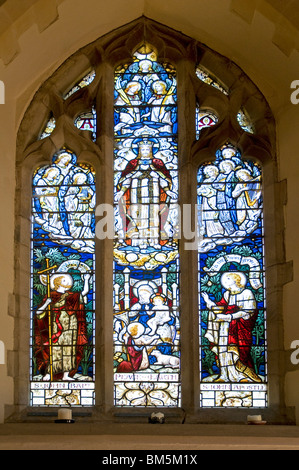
113, 45, 181, 407
198, 143, 267, 408
30, 149, 96, 407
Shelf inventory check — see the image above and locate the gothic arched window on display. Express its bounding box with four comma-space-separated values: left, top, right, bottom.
15, 18, 288, 423
30, 149, 96, 406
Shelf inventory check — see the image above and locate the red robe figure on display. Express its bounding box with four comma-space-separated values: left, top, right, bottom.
116, 140, 176, 248
34, 273, 90, 381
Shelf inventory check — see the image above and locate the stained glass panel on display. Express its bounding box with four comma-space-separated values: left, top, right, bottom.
196, 65, 229, 96
198, 143, 267, 408
196, 108, 218, 139
75, 107, 97, 141
113, 45, 181, 407
30, 149, 96, 406
64, 70, 96, 100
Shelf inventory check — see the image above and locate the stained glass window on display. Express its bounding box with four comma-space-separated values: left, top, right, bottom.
63, 70, 96, 100
113, 45, 181, 407
196, 65, 229, 96
75, 107, 97, 141
196, 108, 218, 139
198, 143, 267, 408
30, 149, 96, 406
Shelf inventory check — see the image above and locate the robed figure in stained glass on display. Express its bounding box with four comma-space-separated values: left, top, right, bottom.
34, 272, 90, 381
116, 138, 176, 248
202, 271, 261, 383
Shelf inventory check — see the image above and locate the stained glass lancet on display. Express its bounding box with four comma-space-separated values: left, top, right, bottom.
197, 143, 267, 408
30, 149, 96, 406
113, 45, 181, 407
196, 107, 218, 139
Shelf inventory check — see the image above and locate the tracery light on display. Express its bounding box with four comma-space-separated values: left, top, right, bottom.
39, 116, 56, 140
75, 107, 97, 141
63, 70, 96, 100
196, 65, 229, 96
196, 108, 218, 139
237, 107, 255, 134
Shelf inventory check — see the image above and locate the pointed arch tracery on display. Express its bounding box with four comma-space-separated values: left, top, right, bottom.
14, 17, 287, 422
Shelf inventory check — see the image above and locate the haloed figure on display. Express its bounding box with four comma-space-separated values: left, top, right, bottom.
202, 271, 261, 383
116, 140, 176, 248
34, 273, 90, 381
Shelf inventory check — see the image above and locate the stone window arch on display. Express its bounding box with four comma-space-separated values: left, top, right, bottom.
13, 17, 292, 423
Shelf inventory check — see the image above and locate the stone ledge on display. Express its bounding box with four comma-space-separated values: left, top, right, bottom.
0, 423, 299, 449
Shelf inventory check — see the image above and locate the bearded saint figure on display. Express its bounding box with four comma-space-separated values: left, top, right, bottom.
34, 273, 90, 381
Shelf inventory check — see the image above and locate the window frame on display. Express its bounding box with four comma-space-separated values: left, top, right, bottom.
12, 17, 291, 424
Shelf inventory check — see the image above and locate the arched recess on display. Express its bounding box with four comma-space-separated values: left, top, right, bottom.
11, 17, 293, 424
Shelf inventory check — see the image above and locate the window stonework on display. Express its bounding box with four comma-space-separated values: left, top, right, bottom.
13, 17, 293, 423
